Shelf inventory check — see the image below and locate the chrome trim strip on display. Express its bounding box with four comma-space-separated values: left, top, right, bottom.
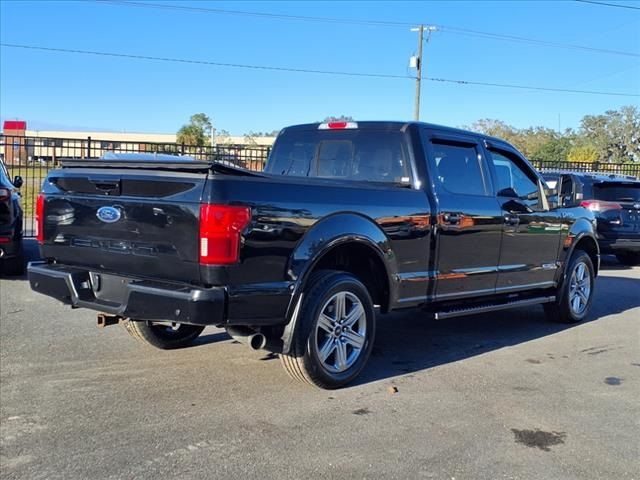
435, 287, 496, 300
396, 271, 433, 281
495, 281, 556, 293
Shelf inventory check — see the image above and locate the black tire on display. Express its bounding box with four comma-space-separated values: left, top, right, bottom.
615, 252, 640, 266
544, 250, 595, 324
122, 320, 205, 349
280, 270, 376, 389
1, 252, 25, 276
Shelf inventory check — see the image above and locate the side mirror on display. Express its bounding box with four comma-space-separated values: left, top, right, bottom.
13, 176, 23, 189
497, 187, 519, 198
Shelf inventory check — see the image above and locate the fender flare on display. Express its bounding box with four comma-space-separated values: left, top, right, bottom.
280, 212, 397, 354
556, 217, 599, 286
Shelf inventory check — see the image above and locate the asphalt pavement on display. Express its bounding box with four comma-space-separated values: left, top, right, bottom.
1, 240, 638, 479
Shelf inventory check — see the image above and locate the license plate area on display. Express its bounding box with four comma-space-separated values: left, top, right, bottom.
89, 272, 131, 304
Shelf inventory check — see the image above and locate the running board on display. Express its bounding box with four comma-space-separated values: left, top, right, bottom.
434, 296, 556, 320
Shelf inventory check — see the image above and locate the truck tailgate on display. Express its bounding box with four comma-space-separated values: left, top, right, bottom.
40, 168, 207, 283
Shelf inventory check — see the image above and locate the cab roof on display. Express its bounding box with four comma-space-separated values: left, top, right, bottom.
282, 121, 514, 149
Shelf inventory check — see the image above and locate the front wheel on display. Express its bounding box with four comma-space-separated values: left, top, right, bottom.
280, 270, 376, 389
615, 252, 640, 266
544, 250, 595, 324
122, 320, 205, 349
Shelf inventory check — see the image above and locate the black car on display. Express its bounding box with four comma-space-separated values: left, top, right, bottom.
543, 171, 640, 266
0, 159, 24, 275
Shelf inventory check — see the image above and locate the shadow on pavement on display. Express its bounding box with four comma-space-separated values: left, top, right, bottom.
353, 270, 640, 387
6, 240, 639, 388
599, 255, 636, 271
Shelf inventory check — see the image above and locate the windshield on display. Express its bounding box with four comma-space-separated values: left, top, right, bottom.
265, 129, 412, 184
593, 183, 640, 202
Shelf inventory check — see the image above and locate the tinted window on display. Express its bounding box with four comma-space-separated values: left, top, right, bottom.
488, 150, 539, 204
266, 130, 412, 184
559, 176, 575, 206
431, 142, 487, 196
593, 183, 640, 202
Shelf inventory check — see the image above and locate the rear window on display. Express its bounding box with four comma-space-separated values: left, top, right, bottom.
265, 129, 412, 185
593, 183, 640, 202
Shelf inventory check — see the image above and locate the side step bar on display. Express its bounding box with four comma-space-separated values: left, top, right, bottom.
434, 296, 556, 320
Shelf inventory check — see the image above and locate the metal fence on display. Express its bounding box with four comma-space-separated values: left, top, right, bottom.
531, 160, 640, 178
0, 134, 271, 170
2, 133, 639, 236
1, 134, 271, 234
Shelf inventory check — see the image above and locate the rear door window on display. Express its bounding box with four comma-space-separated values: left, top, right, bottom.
266, 129, 412, 185
431, 141, 489, 196
593, 183, 640, 202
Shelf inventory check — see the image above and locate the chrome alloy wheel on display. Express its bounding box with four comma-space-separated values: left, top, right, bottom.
569, 261, 591, 315
315, 291, 367, 374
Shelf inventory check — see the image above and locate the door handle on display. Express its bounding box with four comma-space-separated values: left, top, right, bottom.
504, 214, 520, 226
443, 212, 461, 225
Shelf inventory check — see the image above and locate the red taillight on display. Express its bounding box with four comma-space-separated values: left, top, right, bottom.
580, 200, 622, 212
35, 194, 45, 244
0, 188, 11, 201
199, 204, 251, 265
0, 236, 11, 244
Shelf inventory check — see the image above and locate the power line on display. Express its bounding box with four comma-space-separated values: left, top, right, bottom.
98, 0, 640, 58
434, 26, 639, 58
0, 43, 411, 79
2, 43, 638, 97
574, 0, 640, 11
427, 77, 639, 97
97, 0, 412, 27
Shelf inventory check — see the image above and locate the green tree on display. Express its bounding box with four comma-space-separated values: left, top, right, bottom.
529, 137, 572, 164
215, 129, 232, 145
465, 119, 523, 150
567, 145, 599, 163
579, 105, 639, 163
176, 113, 213, 146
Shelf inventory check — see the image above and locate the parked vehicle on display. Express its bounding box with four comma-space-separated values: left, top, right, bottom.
543, 172, 640, 266
0, 158, 24, 275
28, 122, 599, 388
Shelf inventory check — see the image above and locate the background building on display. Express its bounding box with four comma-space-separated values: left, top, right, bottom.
1, 120, 275, 164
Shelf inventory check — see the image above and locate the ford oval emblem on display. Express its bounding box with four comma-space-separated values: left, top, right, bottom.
96, 206, 122, 223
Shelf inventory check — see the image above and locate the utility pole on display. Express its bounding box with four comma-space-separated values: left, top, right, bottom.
411, 25, 424, 121
410, 25, 436, 121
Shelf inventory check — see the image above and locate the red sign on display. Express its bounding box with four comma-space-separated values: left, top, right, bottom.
3, 120, 27, 131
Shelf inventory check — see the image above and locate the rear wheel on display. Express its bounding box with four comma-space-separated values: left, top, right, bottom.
280, 270, 375, 389
544, 250, 595, 324
615, 252, 640, 266
122, 320, 205, 349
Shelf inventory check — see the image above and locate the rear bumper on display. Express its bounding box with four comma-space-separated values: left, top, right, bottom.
598, 238, 640, 254
27, 262, 225, 326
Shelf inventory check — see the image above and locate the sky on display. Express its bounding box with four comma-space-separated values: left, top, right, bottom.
1, 0, 639, 135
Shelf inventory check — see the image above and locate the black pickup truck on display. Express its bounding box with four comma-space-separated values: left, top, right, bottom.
28, 121, 599, 388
